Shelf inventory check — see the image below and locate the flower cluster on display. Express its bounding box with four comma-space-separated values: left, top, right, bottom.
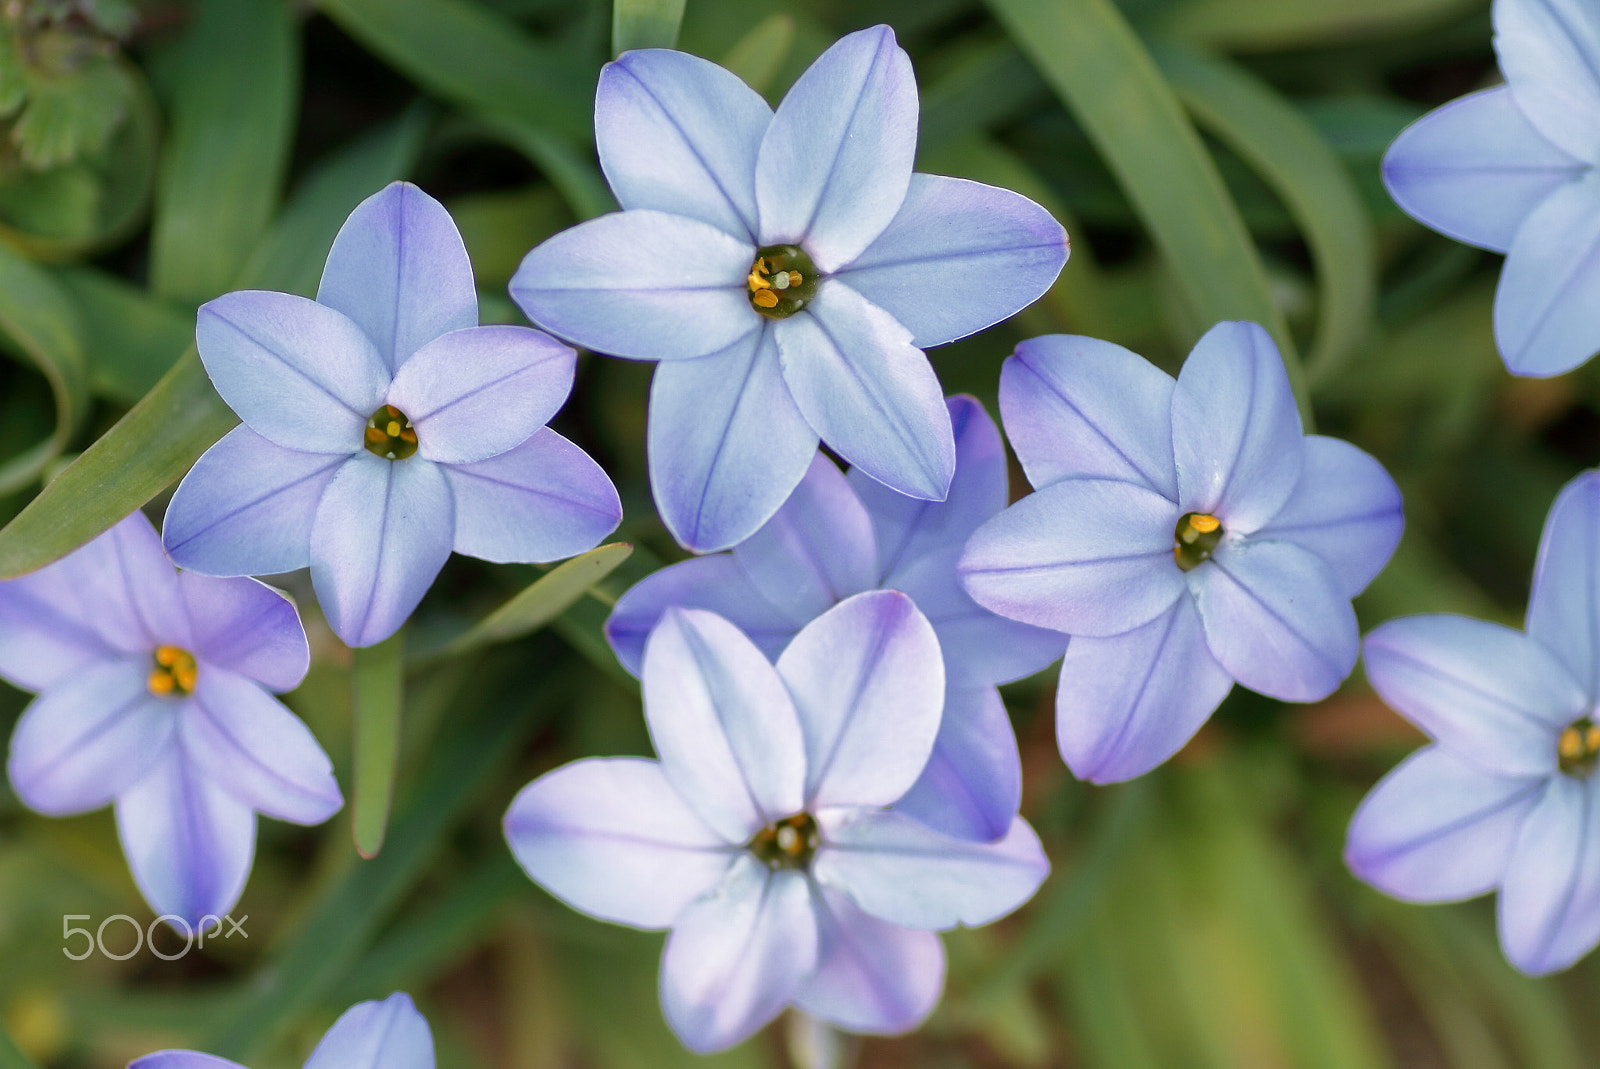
21, 0, 1600, 1051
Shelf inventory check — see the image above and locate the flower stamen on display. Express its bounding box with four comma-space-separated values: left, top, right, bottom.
1558, 717, 1600, 776
363, 404, 419, 460
1174, 512, 1223, 571
148, 645, 198, 697
747, 245, 818, 319
748, 812, 819, 870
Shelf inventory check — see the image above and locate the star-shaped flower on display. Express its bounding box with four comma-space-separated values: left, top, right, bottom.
509, 25, 1067, 552
129, 991, 432, 1069
959, 323, 1404, 783
504, 593, 1049, 1053
604, 395, 1066, 842
163, 181, 622, 648
1382, 0, 1600, 375
1347, 470, 1600, 976
0, 511, 340, 927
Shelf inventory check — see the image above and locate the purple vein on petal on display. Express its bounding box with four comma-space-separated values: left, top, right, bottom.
1206, 554, 1342, 681
208, 307, 368, 420
677, 619, 774, 825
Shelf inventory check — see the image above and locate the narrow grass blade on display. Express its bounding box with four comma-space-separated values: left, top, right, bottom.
150, 0, 297, 304
0, 244, 87, 497
352, 629, 406, 859
721, 14, 796, 96
613, 0, 687, 54
1152, 42, 1375, 384
316, 0, 594, 144
983, 0, 1311, 424
204, 649, 566, 1059
432, 543, 633, 661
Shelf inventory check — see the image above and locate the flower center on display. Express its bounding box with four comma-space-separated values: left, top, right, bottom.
1174, 512, 1223, 571
746, 245, 818, 319
363, 404, 418, 460
1558, 717, 1600, 776
747, 812, 819, 870
148, 645, 198, 697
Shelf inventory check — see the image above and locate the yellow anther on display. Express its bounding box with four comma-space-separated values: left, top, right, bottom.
148, 646, 198, 698
747, 257, 774, 292
1558, 717, 1600, 775
1188, 513, 1220, 533
752, 289, 779, 309
366, 426, 386, 444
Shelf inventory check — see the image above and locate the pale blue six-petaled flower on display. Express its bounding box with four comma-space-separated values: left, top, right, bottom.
1383, 0, 1600, 375
128, 991, 433, 1069
1347, 470, 1600, 977
604, 395, 1067, 842
163, 180, 622, 648
959, 322, 1404, 783
0, 511, 341, 928
504, 592, 1049, 1053
509, 25, 1067, 552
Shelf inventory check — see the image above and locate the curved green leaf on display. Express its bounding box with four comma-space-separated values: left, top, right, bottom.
1152, 43, 1376, 384
983, 0, 1311, 424
0, 243, 87, 498
0, 348, 234, 579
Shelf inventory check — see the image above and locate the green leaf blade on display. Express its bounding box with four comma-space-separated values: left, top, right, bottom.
983, 0, 1311, 423
1151, 43, 1376, 384
435, 542, 634, 660
613, 0, 688, 54
352, 629, 406, 859
149, 0, 298, 304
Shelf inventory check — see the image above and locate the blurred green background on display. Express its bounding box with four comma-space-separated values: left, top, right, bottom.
3, 0, 1599, 1065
